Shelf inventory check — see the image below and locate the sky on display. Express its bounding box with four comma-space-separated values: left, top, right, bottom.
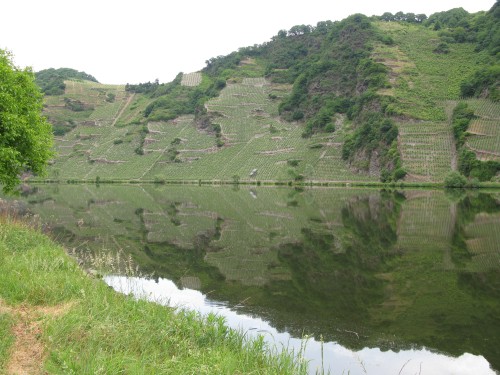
1, 0, 496, 84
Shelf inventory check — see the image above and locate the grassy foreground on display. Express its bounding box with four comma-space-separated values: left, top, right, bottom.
0, 216, 306, 374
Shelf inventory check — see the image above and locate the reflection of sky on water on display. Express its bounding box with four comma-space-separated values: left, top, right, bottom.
104, 276, 496, 375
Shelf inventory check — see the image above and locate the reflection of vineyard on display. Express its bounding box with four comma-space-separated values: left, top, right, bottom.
25, 186, 500, 286
396, 191, 455, 256
26, 185, 368, 285
464, 212, 500, 272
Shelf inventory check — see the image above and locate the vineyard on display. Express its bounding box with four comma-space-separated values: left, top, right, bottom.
46, 77, 500, 183
133, 77, 374, 182
180, 72, 202, 87
398, 121, 454, 182
42, 38, 500, 185
464, 99, 500, 162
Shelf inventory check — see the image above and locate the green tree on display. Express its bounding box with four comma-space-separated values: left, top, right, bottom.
444, 171, 467, 188
0, 50, 53, 193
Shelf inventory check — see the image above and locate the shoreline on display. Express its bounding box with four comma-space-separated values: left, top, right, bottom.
30, 178, 500, 189
0, 218, 306, 374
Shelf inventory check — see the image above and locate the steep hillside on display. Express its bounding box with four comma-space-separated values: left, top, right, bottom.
39, 4, 500, 184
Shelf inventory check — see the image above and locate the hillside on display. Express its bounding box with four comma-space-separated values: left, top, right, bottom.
38, 4, 500, 185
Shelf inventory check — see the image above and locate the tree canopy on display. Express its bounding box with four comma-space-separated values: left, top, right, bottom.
0, 50, 54, 193
35, 67, 98, 95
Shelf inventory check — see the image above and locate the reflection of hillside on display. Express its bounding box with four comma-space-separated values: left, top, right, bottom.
258, 191, 402, 345
464, 211, 500, 272
396, 191, 455, 258
369, 191, 500, 371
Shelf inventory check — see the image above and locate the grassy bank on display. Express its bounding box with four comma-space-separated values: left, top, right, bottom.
0, 216, 306, 374
33, 178, 500, 190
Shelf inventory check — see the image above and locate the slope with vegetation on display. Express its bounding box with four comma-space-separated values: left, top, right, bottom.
0, 214, 305, 373
37, 2, 500, 185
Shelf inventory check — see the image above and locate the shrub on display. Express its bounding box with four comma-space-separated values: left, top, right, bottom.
393, 168, 407, 181
444, 171, 467, 188
434, 42, 450, 54
287, 159, 300, 167
106, 93, 116, 103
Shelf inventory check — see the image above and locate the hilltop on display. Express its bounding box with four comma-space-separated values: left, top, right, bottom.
37, 3, 500, 185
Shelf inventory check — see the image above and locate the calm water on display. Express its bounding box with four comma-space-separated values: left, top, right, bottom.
3, 184, 500, 374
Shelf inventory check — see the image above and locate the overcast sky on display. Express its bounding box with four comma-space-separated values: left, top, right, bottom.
1, 0, 495, 84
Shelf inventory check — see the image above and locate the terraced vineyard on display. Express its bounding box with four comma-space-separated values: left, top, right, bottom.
128, 77, 371, 182
398, 121, 454, 182
464, 99, 500, 162
43, 74, 499, 184
180, 72, 202, 87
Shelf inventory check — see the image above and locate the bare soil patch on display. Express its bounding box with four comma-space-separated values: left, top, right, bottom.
256, 148, 294, 155
0, 299, 73, 375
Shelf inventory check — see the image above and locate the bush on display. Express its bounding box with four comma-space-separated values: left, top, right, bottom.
460, 65, 500, 102
434, 42, 450, 54
444, 171, 467, 188
106, 93, 116, 103
393, 168, 407, 181
287, 159, 300, 167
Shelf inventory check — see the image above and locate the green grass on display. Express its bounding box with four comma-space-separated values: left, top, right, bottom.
0, 216, 307, 374
0, 312, 13, 371
375, 22, 490, 121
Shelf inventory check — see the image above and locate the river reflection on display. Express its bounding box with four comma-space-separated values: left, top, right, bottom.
4, 185, 500, 374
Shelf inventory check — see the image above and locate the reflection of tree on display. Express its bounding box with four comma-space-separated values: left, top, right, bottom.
454, 193, 500, 370
370, 192, 500, 371
262, 191, 403, 345
133, 208, 225, 288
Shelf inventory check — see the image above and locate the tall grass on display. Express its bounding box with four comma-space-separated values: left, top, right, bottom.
0, 213, 307, 374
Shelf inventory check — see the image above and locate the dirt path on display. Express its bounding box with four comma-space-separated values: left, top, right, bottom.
445, 100, 458, 171
0, 299, 73, 375
111, 93, 135, 128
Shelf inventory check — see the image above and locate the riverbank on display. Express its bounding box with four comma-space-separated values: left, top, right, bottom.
0, 215, 306, 374
31, 177, 500, 189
